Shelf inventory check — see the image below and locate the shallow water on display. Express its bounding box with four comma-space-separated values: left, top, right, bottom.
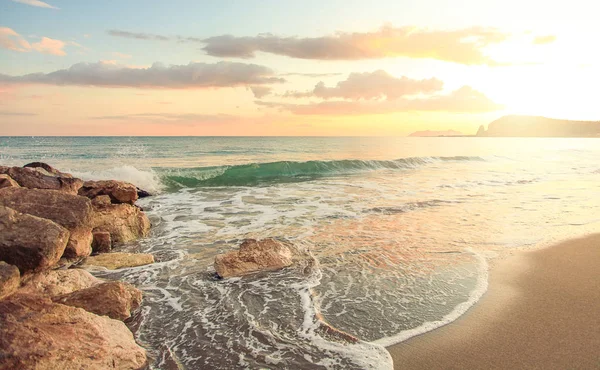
1, 136, 599, 369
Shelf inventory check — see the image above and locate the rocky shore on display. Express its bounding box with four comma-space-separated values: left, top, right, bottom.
0, 163, 154, 369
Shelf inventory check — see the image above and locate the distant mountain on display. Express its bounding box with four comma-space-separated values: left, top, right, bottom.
409, 130, 464, 137
476, 115, 600, 137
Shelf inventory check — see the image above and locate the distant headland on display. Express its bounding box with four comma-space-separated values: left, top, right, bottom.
409, 116, 600, 138
476, 115, 600, 137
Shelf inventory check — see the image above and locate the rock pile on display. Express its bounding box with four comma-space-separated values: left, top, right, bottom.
0, 162, 153, 369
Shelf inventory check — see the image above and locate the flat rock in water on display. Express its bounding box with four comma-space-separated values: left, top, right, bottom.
0, 262, 20, 300
0, 166, 82, 194
19, 268, 102, 297
82, 252, 155, 270
79, 180, 139, 205
0, 174, 19, 189
0, 206, 70, 272
0, 294, 147, 370
53, 281, 142, 321
214, 238, 294, 278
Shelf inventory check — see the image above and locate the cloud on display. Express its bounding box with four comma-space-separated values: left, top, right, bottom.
107, 30, 169, 41
202, 25, 512, 65
90, 113, 238, 126
280, 72, 343, 78
258, 86, 503, 115
10, 0, 58, 9
0, 27, 66, 55
533, 35, 556, 45
31, 37, 66, 55
0, 27, 31, 52
0, 61, 284, 89
112, 52, 132, 59
284, 70, 443, 100
0, 110, 38, 116
249, 86, 272, 98
107, 25, 553, 65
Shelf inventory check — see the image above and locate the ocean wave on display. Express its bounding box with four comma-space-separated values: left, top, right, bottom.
157, 156, 484, 189
65, 156, 484, 192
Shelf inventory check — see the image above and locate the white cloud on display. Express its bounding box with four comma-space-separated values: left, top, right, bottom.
0, 61, 285, 89
10, 0, 58, 9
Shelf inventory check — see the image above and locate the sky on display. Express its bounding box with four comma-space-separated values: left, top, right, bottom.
0, 0, 599, 136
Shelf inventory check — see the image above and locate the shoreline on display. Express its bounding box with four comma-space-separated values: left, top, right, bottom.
386, 233, 600, 369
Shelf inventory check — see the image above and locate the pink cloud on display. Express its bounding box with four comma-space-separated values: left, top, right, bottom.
258, 86, 503, 115
0, 27, 31, 52
284, 70, 443, 100
31, 37, 66, 55
0, 27, 66, 55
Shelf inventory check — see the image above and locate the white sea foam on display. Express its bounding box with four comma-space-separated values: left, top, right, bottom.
69, 165, 164, 194
372, 248, 489, 347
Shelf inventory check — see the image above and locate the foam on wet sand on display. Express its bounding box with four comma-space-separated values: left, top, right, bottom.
386, 234, 600, 369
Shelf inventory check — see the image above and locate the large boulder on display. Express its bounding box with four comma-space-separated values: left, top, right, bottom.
0, 174, 19, 189
0, 294, 147, 369
0, 188, 94, 260
82, 252, 155, 270
19, 268, 101, 297
53, 281, 142, 321
0, 262, 20, 300
0, 206, 70, 272
214, 238, 294, 278
91, 196, 150, 244
23, 162, 73, 178
0, 187, 92, 230
0, 166, 82, 194
79, 180, 139, 205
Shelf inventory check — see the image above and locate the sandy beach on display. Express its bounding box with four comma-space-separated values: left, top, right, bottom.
387, 234, 600, 369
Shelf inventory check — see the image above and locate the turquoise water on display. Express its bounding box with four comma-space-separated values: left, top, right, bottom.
1, 136, 599, 369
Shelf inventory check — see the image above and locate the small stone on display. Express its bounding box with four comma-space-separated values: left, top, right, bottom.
92, 231, 112, 253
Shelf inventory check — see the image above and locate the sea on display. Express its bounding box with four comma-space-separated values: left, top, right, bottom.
1, 136, 599, 369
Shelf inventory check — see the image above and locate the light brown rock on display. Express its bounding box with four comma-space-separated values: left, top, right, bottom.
83, 252, 155, 270
0, 174, 19, 189
0, 294, 147, 370
0, 166, 82, 194
91, 202, 150, 244
92, 231, 112, 253
0, 262, 20, 300
0, 187, 93, 230
214, 238, 294, 278
79, 180, 139, 205
53, 281, 142, 321
19, 268, 101, 297
0, 206, 70, 272
63, 227, 93, 259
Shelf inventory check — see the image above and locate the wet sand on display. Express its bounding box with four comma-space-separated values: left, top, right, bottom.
387, 234, 600, 369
